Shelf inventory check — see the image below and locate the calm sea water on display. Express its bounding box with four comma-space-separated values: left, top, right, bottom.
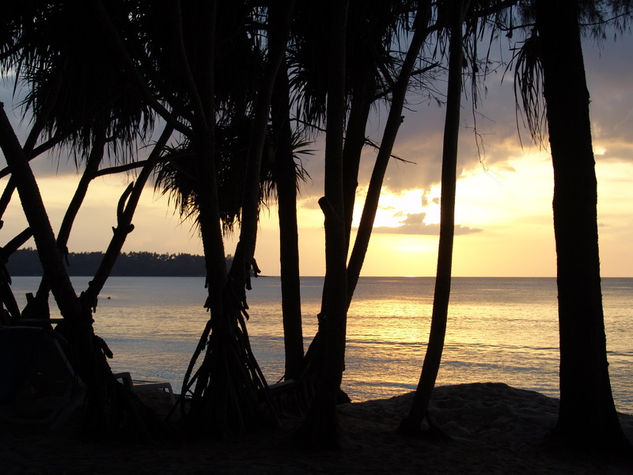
10, 276, 633, 414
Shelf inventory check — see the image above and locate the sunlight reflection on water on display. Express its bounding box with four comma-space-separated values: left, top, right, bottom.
9, 276, 633, 414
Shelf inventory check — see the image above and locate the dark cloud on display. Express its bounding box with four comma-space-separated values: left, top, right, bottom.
375, 29, 633, 194
368, 212, 482, 236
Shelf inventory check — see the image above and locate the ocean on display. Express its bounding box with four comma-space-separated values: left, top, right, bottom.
9, 276, 633, 414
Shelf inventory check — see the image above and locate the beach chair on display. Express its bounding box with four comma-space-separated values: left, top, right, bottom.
0, 325, 86, 429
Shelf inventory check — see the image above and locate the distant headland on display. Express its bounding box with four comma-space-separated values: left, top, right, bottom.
6, 249, 217, 277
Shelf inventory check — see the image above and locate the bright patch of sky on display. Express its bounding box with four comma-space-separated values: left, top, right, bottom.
1, 27, 632, 277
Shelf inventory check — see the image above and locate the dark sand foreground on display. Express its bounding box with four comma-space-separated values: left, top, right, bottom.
2, 383, 632, 474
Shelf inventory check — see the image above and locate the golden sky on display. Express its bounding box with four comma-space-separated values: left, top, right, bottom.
1, 34, 632, 277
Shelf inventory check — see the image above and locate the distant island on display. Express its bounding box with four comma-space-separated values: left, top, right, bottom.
6, 249, 219, 277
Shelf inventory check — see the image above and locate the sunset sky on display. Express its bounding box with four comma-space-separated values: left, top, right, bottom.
1, 31, 632, 277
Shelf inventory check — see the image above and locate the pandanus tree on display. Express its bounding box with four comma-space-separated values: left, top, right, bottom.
0, 0, 169, 435
513, 0, 631, 449
130, 0, 295, 435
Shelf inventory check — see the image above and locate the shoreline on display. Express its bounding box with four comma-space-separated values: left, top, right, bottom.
3, 382, 632, 474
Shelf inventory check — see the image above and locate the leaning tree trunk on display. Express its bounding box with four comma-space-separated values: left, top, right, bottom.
341, 74, 374, 254
535, 0, 628, 449
346, 1, 432, 301
400, 0, 467, 435
28, 128, 106, 319
0, 107, 81, 319
300, 1, 432, 418
0, 106, 154, 437
271, 57, 304, 380
229, 0, 295, 296
81, 125, 173, 311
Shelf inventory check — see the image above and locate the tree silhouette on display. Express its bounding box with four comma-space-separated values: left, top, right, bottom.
0, 1, 172, 436
270, 57, 307, 380
533, 0, 629, 449
512, 0, 632, 449
400, 0, 469, 435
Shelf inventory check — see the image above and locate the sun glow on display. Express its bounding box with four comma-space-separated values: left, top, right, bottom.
352, 186, 442, 230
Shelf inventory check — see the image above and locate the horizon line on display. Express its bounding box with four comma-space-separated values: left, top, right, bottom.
11, 274, 633, 279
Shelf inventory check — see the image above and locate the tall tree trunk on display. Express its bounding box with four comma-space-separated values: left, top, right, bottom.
300, 1, 432, 413
535, 0, 628, 449
0, 106, 80, 319
271, 58, 304, 380
400, 0, 467, 435
229, 0, 295, 295
302, 0, 349, 447
175, 0, 231, 415
346, 1, 432, 300
342, 75, 374, 254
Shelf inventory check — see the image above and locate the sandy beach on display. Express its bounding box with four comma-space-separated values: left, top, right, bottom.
2, 382, 632, 474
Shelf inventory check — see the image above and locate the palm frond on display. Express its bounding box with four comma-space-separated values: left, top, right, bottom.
512, 28, 546, 145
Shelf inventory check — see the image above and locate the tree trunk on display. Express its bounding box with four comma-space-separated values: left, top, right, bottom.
400, 0, 467, 435
346, 2, 432, 300
301, 0, 349, 448
0, 106, 80, 319
0, 105, 151, 437
56, 131, 106, 255
300, 2, 432, 417
81, 126, 173, 310
31, 128, 106, 316
183, 1, 294, 436
535, 0, 628, 449
229, 0, 294, 296
342, 75, 374, 255
271, 58, 304, 380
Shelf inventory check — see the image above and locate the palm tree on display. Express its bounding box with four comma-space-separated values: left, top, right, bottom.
0, 1, 167, 436
400, 0, 469, 434
397, 0, 520, 436
143, 0, 295, 435
299, 0, 349, 447
346, 0, 434, 300
526, 0, 629, 449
